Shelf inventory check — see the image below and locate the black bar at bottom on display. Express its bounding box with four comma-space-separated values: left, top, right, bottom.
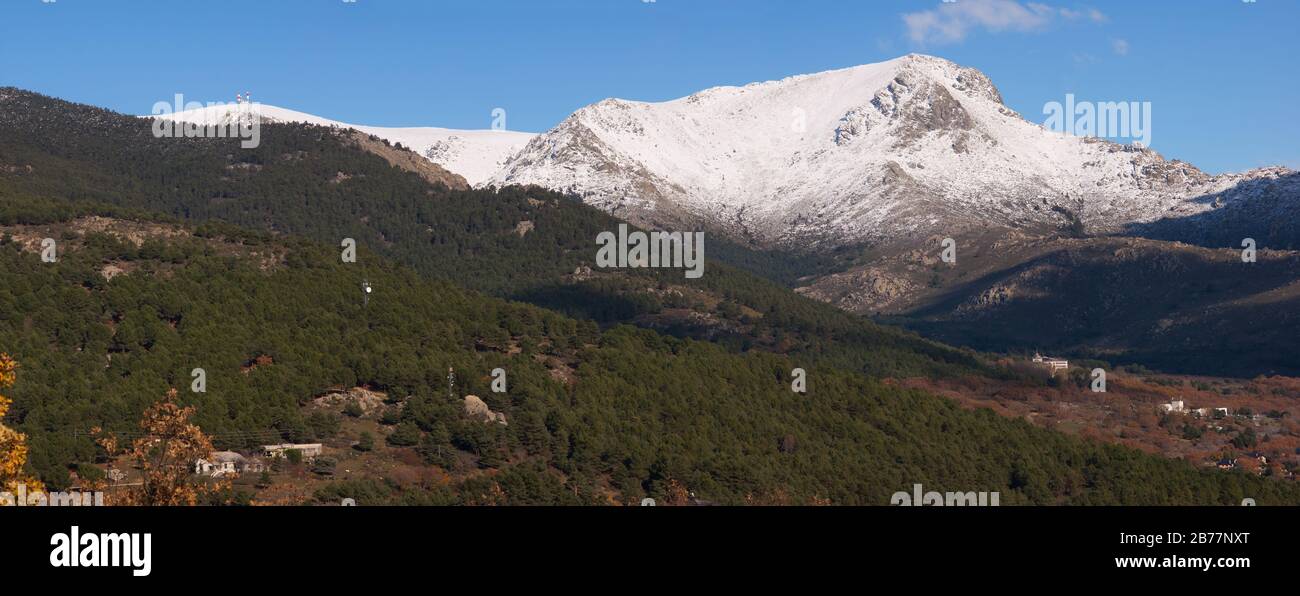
3, 506, 1276, 585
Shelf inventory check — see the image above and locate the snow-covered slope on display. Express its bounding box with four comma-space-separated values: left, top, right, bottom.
491, 54, 1293, 249
150, 103, 534, 186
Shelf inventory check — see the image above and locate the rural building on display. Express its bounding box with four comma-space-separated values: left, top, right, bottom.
262, 443, 323, 460
1031, 352, 1069, 373
1160, 400, 1187, 414
194, 451, 267, 477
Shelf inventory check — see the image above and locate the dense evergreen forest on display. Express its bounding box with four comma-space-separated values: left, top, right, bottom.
0, 88, 982, 381
3, 206, 1295, 504
3, 88, 1299, 504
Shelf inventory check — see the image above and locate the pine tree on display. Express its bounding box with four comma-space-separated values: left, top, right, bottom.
355, 432, 375, 452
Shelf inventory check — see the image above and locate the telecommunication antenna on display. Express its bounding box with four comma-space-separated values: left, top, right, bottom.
361, 279, 372, 307
447, 367, 456, 401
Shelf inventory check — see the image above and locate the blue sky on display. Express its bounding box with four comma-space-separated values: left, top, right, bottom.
1, 0, 1295, 174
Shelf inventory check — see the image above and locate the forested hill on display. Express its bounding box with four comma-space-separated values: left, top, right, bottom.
3, 88, 1299, 504
2, 204, 1297, 505
0, 87, 979, 380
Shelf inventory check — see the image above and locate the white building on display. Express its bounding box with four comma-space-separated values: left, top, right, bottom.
262, 443, 323, 460
194, 451, 266, 477
1032, 352, 1069, 373
1160, 400, 1187, 414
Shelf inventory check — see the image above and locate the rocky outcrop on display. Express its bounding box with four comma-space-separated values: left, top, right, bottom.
348, 131, 470, 190
314, 386, 389, 416
464, 395, 507, 425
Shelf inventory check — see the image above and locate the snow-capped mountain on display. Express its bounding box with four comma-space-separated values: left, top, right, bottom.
149, 102, 534, 186
491, 54, 1294, 249
143, 56, 1296, 252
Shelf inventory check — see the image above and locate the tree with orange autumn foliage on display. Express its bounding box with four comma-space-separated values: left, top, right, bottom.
93, 388, 223, 506
661, 478, 691, 506
0, 354, 44, 494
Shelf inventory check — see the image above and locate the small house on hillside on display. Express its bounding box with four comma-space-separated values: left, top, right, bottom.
194, 451, 266, 477
262, 443, 323, 460
1032, 352, 1069, 374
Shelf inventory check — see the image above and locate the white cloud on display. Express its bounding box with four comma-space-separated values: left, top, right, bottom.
1060, 7, 1109, 23
1112, 38, 1130, 56
903, 0, 1108, 45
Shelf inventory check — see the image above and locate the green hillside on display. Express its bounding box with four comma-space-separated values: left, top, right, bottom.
3, 88, 1299, 504
3, 206, 1296, 504
0, 87, 984, 381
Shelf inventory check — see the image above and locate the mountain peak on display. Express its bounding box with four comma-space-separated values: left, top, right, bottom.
491, 55, 1270, 250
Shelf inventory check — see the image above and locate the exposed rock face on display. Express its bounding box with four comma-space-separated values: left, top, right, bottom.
314, 386, 389, 416
348, 131, 470, 190
796, 226, 1059, 315
463, 395, 507, 425
796, 267, 917, 313
100, 263, 129, 281
568, 265, 595, 282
